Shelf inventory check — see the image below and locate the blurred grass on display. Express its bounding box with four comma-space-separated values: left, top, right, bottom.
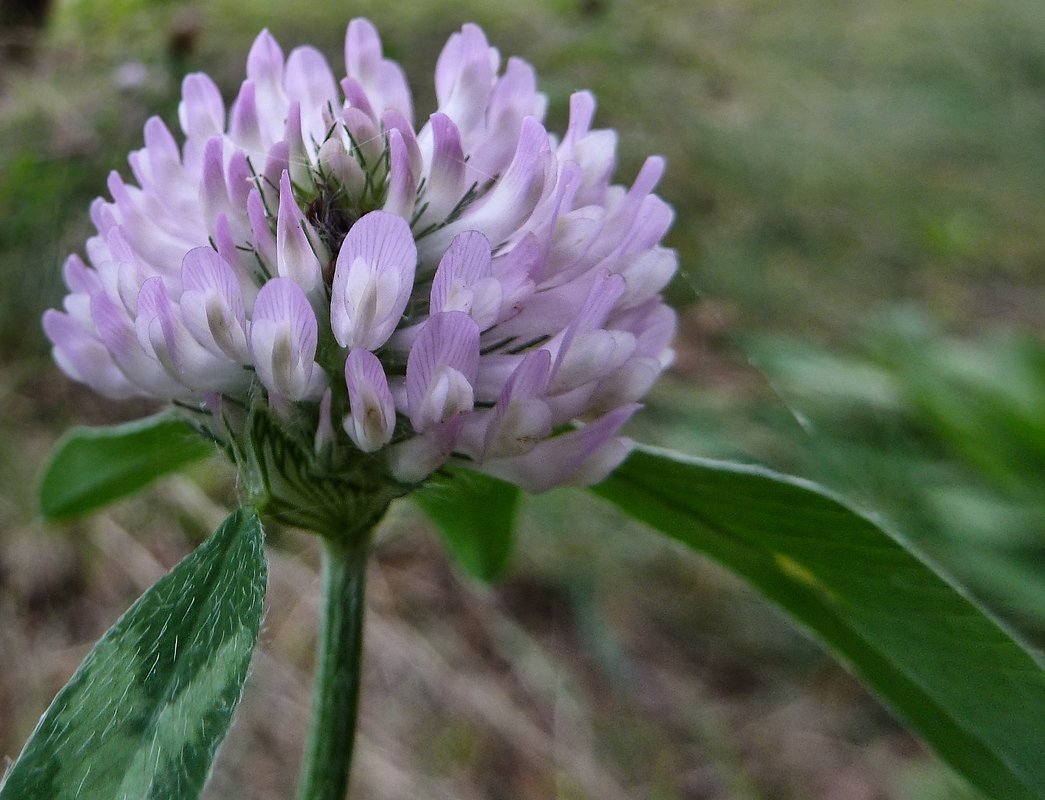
3, 0, 1045, 796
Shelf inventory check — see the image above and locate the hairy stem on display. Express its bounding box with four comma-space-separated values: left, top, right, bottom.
296, 535, 370, 800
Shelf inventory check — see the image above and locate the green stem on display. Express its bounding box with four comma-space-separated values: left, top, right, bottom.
296, 535, 370, 800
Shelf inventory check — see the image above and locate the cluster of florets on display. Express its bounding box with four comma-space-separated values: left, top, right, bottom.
43, 20, 677, 493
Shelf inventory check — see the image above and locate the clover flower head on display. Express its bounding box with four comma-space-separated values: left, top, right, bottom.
44, 19, 678, 505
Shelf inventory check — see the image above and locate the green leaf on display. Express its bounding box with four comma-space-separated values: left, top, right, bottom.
594, 446, 1045, 800
0, 508, 266, 800
40, 412, 215, 520
414, 468, 520, 581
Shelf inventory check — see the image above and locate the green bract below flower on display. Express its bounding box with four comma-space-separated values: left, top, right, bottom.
43, 18, 677, 534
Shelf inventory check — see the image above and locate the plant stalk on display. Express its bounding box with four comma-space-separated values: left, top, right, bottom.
296, 535, 370, 800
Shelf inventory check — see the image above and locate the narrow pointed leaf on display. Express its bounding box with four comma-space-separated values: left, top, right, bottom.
0, 508, 266, 800
40, 412, 214, 520
593, 445, 1045, 800
415, 468, 519, 581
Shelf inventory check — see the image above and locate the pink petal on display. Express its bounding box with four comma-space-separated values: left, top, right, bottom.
551, 270, 626, 377
226, 150, 253, 212
284, 45, 339, 145
344, 348, 396, 452
572, 128, 617, 208
181, 246, 250, 361
213, 213, 244, 281
345, 18, 383, 89
586, 357, 662, 418
249, 277, 324, 401
558, 92, 597, 159
43, 309, 143, 399
178, 73, 225, 143
107, 171, 201, 274
430, 231, 501, 329
315, 387, 335, 452
283, 101, 314, 192
275, 170, 324, 299
345, 18, 413, 124
247, 188, 277, 277
261, 140, 291, 211
199, 136, 231, 235
382, 109, 422, 178
434, 24, 495, 140
431, 230, 491, 305
342, 106, 382, 169
481, 403, 638, 492
340, 77, 376, 119
405, 311, 480, 432
63, 253, 100, 295
228, 80, 263, 154
91, 290, 189, 398
383, 128, 416, 221
330, 210, 417, 350
136, 276, 243, 392
318, 136, 366, 197
468, 57, 541, 180
416, 113, 465, 230
388, 419, 465, 483
420, 116, 551, 260
140, 117, 191, 216
246, 29, 288, 136
480, 349, 553, 459
247, 29, 285, 85
615, 246, 677, 309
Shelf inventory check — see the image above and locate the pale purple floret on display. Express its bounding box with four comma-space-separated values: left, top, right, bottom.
136, 276, 247, 394
343, 348, 396, 452
330, 211, 417, 351
276, 171, 325, 301
434, 24, 495, 153
383, 129, 416, 221
345, 18, 414, 125
430, 231, 501, 330
405, 311, 481, 433
92, 290, 192, 399
246, 30, 288, 135
43, 307, 142, 400
284, 45, 339, 152
482, 403, 641, 493
249, 278, 325, 401
382, 110, 423, 179
415, 113, 465, 232
180, 247, 250, 363
472, 349, 554, 461
44, 17, 678, 493
417, 115, 552, 263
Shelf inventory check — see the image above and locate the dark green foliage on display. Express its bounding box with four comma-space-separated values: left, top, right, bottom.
595, 446, 1045, 800
414, 468, 519, 581
0, 508, 266, 800
744, 317, 1045, 634
40, 413, 215, 520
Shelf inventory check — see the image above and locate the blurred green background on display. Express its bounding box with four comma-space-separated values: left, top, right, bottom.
2, 0, 1044, 797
